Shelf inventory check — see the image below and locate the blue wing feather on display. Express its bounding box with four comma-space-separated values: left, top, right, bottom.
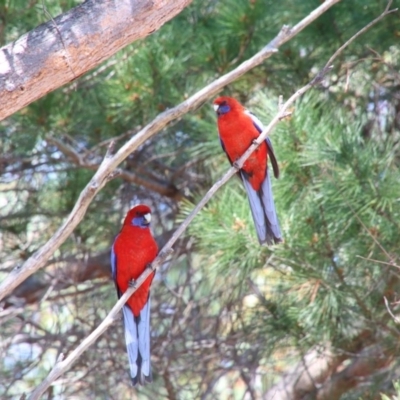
245, 109, 279, 179
219, 137, 226, 153
111, 243, 117, 282
111, 239, 122, 298
219, 136, 235, 165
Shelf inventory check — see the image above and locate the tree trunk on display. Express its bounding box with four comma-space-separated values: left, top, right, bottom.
0, 0, 192, 121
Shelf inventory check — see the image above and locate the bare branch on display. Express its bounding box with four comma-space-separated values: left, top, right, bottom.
46, 136, 84, 166
384, 296, 400, 324
262, 342, 393, 400
46, 135, 183, 199
315, 345, 393, 400
263, 346, 339, 400
3, 252, 112, 307
0, 0, 343, 303
323, 0, 397, 71
0, 0, 193, 120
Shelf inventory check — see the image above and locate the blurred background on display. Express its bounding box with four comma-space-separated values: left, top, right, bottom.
1, 0, 400, 398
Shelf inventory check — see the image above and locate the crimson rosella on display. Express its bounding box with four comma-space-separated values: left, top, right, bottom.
213, 96, 282, 245
111, 204, 158, 385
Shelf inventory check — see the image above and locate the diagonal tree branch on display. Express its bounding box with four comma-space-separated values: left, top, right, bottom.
0, 0, 343, 303
314, 344, 394, 400
263, 345, 340, 400
26, 2, 398, 398
46, 135, 184, 200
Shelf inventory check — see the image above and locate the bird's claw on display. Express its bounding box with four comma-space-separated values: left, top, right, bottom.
252, 139, 259, 146
128, 279, 137, 289
147, 262, 155, 272
233, 161, 241, 170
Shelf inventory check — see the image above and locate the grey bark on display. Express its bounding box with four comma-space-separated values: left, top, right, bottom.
0, 0, 192, 120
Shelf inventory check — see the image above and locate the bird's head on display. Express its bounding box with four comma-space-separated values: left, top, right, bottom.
213, 96, 243, 116
124, 204, 152, 228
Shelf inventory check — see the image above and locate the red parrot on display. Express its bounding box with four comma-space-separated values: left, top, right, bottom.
213, 96, 282, 245
111, 204, 158, 385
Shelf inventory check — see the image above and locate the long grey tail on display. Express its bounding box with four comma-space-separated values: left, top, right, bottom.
241, 169, 282, 245
122, 298, 152, 385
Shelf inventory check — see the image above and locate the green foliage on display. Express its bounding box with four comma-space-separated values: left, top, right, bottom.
381, 381, 400, 400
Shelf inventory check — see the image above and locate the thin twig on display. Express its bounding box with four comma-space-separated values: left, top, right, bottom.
47, 136, 183, 199
356, 255, 399, 269
345, 200, 392, 261
324, 0, 396, 71
46, 136, 83, 165
384, 296, 400, 324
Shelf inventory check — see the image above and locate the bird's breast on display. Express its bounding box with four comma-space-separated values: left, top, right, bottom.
114, 228, 158, 282
218, 114, 260, 159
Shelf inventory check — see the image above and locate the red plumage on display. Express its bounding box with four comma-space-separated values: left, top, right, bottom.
113, 205, 157, 316
214, 97, 268, 191
112, 204, 158, 385
213, 96, 282, 245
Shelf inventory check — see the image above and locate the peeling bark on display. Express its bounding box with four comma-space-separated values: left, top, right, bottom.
0, 0, 192, 120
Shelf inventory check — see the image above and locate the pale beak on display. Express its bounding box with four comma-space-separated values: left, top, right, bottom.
143, 213, 151, 224
213, 104, 219, 112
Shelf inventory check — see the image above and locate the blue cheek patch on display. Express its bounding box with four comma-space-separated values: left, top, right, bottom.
132, 216, 142, 227
132, 216, 149, 228
218, 104, 231, 115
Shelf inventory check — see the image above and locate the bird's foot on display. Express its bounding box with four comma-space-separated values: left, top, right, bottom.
233, 161, 241, 170
147, 262, 156, 272
128, 279, 137, 289
252, 139, 259, 146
